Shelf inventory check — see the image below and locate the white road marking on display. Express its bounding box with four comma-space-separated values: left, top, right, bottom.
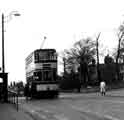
29, 106, 70, 120
54, 114, 69, 120
31, 109, 48, 119
98, 99, 124, 104
105, 115, 120, 120
71, 105, 120, 120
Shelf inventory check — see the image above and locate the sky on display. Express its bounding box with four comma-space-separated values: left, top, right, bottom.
0, 0, 124, 84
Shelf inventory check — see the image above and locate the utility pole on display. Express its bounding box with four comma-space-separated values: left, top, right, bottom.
2, 13, 5, 73
1, 12, 20, 102
96, 32, 101, 83
1, 13, 8, 102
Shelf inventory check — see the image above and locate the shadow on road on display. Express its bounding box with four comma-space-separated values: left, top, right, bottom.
104, 94, 124, 98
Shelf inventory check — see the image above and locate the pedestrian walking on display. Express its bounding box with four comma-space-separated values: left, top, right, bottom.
100, 81, 106, 96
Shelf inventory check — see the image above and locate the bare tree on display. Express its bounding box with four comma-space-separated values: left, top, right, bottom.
63, 37, 96, 88
116, 24, 124, 80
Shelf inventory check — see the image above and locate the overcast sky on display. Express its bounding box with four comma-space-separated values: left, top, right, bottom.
0, 0, 124, 83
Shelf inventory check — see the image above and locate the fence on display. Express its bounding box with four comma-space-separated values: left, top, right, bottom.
8, 89, 18, 111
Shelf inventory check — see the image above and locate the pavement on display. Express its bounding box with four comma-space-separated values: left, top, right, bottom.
0, 103, 35, 120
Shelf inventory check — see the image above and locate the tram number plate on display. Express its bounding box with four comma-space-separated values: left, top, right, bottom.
36, 85, 46, 91
36, 84, 58, 91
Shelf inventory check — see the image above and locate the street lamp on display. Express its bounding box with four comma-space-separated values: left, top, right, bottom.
1, 11, 20, 102
2, 11, 21, 73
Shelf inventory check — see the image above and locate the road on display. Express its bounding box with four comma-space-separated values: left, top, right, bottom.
19, 89, 124, 120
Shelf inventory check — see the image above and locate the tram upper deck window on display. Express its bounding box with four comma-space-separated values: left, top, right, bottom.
35, 50, 57, 63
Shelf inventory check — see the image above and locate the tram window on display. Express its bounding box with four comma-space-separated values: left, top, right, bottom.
34, 72, 42, 81
53, 70, 56, 81
43, 71, 52, 81
39, 72, 42, 81
0, 78, 2, 83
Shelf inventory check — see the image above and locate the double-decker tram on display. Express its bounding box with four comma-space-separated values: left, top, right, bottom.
25, 49, 59, 98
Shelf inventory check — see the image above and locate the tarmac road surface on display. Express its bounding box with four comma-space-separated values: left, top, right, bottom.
19, 89, 124, 120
